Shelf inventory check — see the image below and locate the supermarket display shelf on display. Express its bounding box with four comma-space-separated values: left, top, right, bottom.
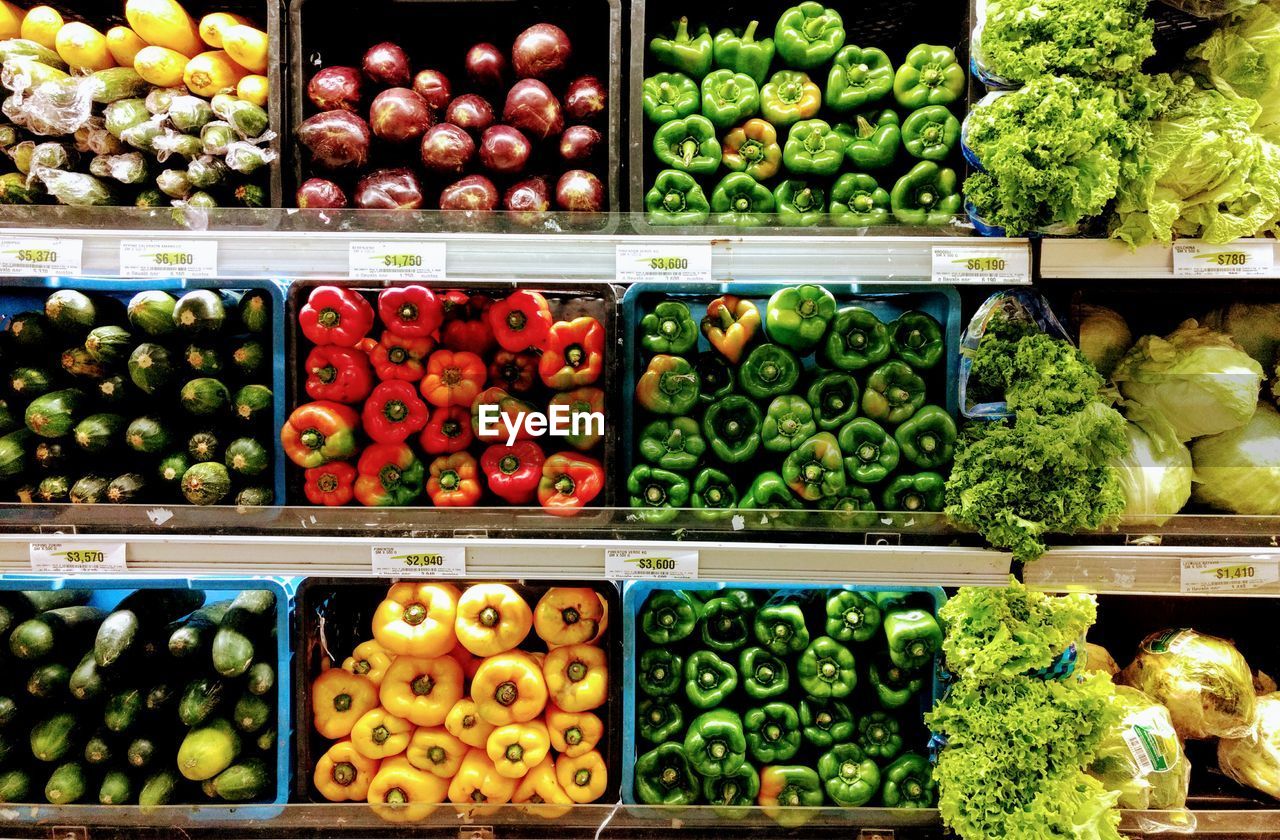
1039, 237, 1280, 279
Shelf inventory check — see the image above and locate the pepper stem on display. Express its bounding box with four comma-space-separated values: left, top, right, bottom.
479, 606, 500, 627
300, 428, 325, 451
333, 693, 352, 712
567, 660, 588, 682
318, 308, 340, 329
411, 674, 434, 696
495, 680, 518, 706
404, 602, 427, 626
743, 19, 758, 41
333, 761, 356, 786
679, 138, 699, 167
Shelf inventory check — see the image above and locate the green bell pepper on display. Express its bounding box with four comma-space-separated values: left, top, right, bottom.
783, 431, 846, 501
807, 372, 859, 430
820, 488, 878, 529
869, 655, 924, 709
710, 172, 775, 227
646, 169, 711, 225
700, 596, 751, 653
894, 406, 956, 470
740, 471, 805, 527
639, 417, 706, 471
712, 20, 774, 85
902, 105, 960, 162
782, 119, 844, 176
702, 395, 762, 463
738, 343, 800, 400
774, 179, 827, 226
684, 709, 747, 777
637, 354, 700, 415
799, 698, 854, 748
761, 394, 817, 454
882, 471, 945, 512
871, 591, 913, 610
796, 635, 856, 698
884, 606, 943, 670
838, 417, 900, 484
824, 590, 882, 643
695, 351, 734, 405
818, 743, 880, 806
881, 752, 936, 808
825, 45, 893, 112
650, 17, 713, 77
641, 591, 700, 644
821, 306, 891, 371
642, 72, 700, 124
692, 467, 739, 520
752, 601, 809, 655
836, 110, 900, 170
722, 118, 782, 180
653, 115, 722, 175
890, 161, 961, 225
774, 2, 845, 69
634, 742, 699, 805
703, 764, 760, 819
685, 650, 738, 708
701, 69, 761, 131
639, 648, 684, 698
628, 464, 691, 523
739, 646, 790, 700
831, 173, 890, 227
723, 589, 757, 611
862, 360, 925, 425
760, 765, 824, 827
765, 284, 836, 353
856, 711, 903, 761
890, 310, 945, 370
743, 702, 801, 763
893, 44, 964, 109
641, 300, 699, 355
760, 70, 821, 127
638, 698, 684, 743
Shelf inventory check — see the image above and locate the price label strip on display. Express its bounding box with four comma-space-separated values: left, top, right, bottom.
1180, 557, 1280, 593
0, 237, 83, 277
1173, 241, 1275, 277
120, 240, 219, 278
616, 244, 713, 284
30, 541, 126, 574
605, 548, 698, 581
350, 241, 447, 280
931, 245, 1030, 284
372, 544, 466, 577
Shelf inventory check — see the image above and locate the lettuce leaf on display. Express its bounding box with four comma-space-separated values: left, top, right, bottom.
1188, 0, 1280, 140
979, 0, 1155, 83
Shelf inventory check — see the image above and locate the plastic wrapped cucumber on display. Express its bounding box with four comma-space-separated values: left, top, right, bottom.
224, 141, 274, 175
33, 167, 115, 206
30, 142, 73, 171
156, 168, 192, 199
121, 117, 165, 152
199, 121, 234, 156
145, 87, 185, 116
0, 171, 38, 204
169, 96, 214, 134
89, 152, 148, 185
104, 99, 150, 139
84, 68, 150, 105
152, 130, 202, 162
186, 155, 226, 189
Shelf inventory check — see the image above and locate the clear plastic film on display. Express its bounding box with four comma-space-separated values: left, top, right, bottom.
1155, 0, 1260, 18
30, 165, 115, 206
224, 140, 276, 175
1089, 685, 1191, 811
1083, 642, 1121, 678
1219, 691, 1280, 799
88, 152, 149, 185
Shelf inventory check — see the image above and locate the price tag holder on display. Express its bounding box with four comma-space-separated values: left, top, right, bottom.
0, 236, 83, 277
931, 245, 1030, 284
29, 541, 126, 574
1180, 557, 1280, 593
120, 239, 219, 278
350, 241, 447, 280
605, 548, 698, 581
371, 544, 466, 577
616, 244, 712, 283
1173, 241, 1275, 277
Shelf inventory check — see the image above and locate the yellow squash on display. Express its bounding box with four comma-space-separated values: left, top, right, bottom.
0, 1, 26, 40
106, 27, 149, 67
198, 12, 251, 48
236, 74, 269, 107
20, 6, 63, 50
221, 24, 268, 74
183, 49, 246, 97
56, 22, 116, 72
134, 45, 187, 87
125, 0, 203, 58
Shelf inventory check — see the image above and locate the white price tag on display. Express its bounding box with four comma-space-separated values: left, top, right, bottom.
349, 241, 447, 280
1173, 241, 1274, 277
605, 548, 698, 581
29, 541, 126, 574
931, 245, 1030, 284
372, 544, 466, 577
0, 237, 82, 277
120, 239, 219, 278
616, 244, 712, 283
1180, 557, 1280, 593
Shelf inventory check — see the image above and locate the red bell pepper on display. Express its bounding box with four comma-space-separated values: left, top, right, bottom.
540, 317, 605, 390
420, 350, 486, 407
471, 386, 538, 443
537, 452, 604, 516
419, 405, 474, 455
426, 452, 483, 507
300, 286, 375, 347
304, 461, 356, 506
304, 346, 374, 404
370, 331, 434, 382
281, 401, 360, 468
442, 292, 496, 355
488, 350, 539, 393
441, 289, 470, 319
355, 443, 425, 507
489, 290, 554, 352
548, 387, 605, 451
378, 285, 443, 338
480, 441, 545, 504
363, 380, 429, 444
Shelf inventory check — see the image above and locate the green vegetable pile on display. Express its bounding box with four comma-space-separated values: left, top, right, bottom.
0, 586, 279, 806
974, 0, 1155, 83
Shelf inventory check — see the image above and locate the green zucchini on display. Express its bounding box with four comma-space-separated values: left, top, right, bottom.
127, 291, 176, 337
37, 475, 70, 503
34, 440, 65, 471
211, 757, 268, 801
89, 152, 149, 185
234, 183, 267, 209
10, 366, 52, 397
10, 141, 33, 176
223, 100, 269, 139
106, 473, 145, 503
255, 727, 275, 752
104, 98, 150, 139
96, 374, 130, 405
168, 600, 230, 658
233, 692, 271, 733
232, 383, 271, 424
86, 67, 149, 104
127, 737, 157, 769
83, 731, 112, 765
135, 188, 168, 208
7, 312, 49, 348
156, 168, 192, 199
45, 761, 87, 804
44, 290, 96, 332
27, 661, 71, 699
184, 344, 222, 374
158, 451, 191, 486
95, 588, 206, 667
168, 95, 213, 132
25, 388, 84, 437
70, 474, 110, 503
69, 650, 107, 701
238, 293, 268, 337
138, 769, 178, 810
235, 486, 273, 506
84, 325, 132, 364
246, 662, 275, 696
98, 769, 132, 805
125, 416, 169, 453
39, 169, 117, 207
30, 712, 78, 762
0, 589, 90, 636
225, 437, 268, 477
177, 718, 240, 781
0, 169, 37, 203
185, 190, 218, 209
73, 413, 125, 452
211, 589, 274, 678
0, 695, 18, 727
145, 86, 180, 114
0, 39, 66, 68
0, 768, 31, 802
145, 682, 177, 712
61, 346, 107, 378
180, 377, 230, 416
0, 399, 14, 433
178, 676, 225, 726
188, 429, 218, 460
127, 343, 174, 394
30, 141, 73, 172
103, 688, 143, 733
186, 155, 226, 190
181, 461, 230, 505
11, 606, 104, 660
0, 428, 28, 478
200, 121, 234, 155
172, 290, 225, 335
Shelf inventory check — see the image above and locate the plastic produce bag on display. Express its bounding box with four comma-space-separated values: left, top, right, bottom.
224, 140, 275, 175
1219, 692, 1280, 799
958, 288, 1073, 419
1084, 642, 1120, 677
88, 152, 148, 185
150, 129, 202, 163
1156, 0, 1260, 18
32, 166, 114, 206
1089, 685, 1191, 809
4, 78, 91, 136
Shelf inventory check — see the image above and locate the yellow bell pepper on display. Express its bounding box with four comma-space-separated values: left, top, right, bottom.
373, 582, 460, 658
342, 639, 394, 687
545, 705, 604, 758
513, 755, 575, 819
314, 739, 379, 802
455, 583, 534, 656
448, 642, 481, 680
380, 655, 465, 727
555, 749, 608, 804
368, 755, 449, 823
471, 651, 548, 726
312, 668, 379, 739
447, 749, 517, 816
406, 725, 467, 778
542, 644, 609, 712
486, 720, 551, 779
351, 707, 414, 760
533, 587, 608, 647
446, 698, 496, 748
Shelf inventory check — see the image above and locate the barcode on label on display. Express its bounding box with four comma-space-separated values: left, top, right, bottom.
1122, 728, 1156, 775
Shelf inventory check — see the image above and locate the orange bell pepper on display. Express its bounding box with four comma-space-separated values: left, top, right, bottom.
368, 754, 450, 823
539, 316, 606, 389
425, 452, 483, 507
372, 582, 460, 658
342, 639, 394, 687
312, 668, 380, 739
445, 698, 496, 748
420, 349, 486, 408
545, 705, 604, 758
447, 643, 482, 680
533, 587, 607, 647
471, 650, 548, 726
351, 707, 415, 760
513, 755, 575, 819
455, 583, 534, 656
701, 295, 760, 363
447, 749, 518, 816
406, 725, 468, 778
542, 644, 609, 712
486, 720, 551, 778
555, 749, 607, 803
380, 655, 465, 727
314, 739, 379, 802
537, 452, 605, 516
